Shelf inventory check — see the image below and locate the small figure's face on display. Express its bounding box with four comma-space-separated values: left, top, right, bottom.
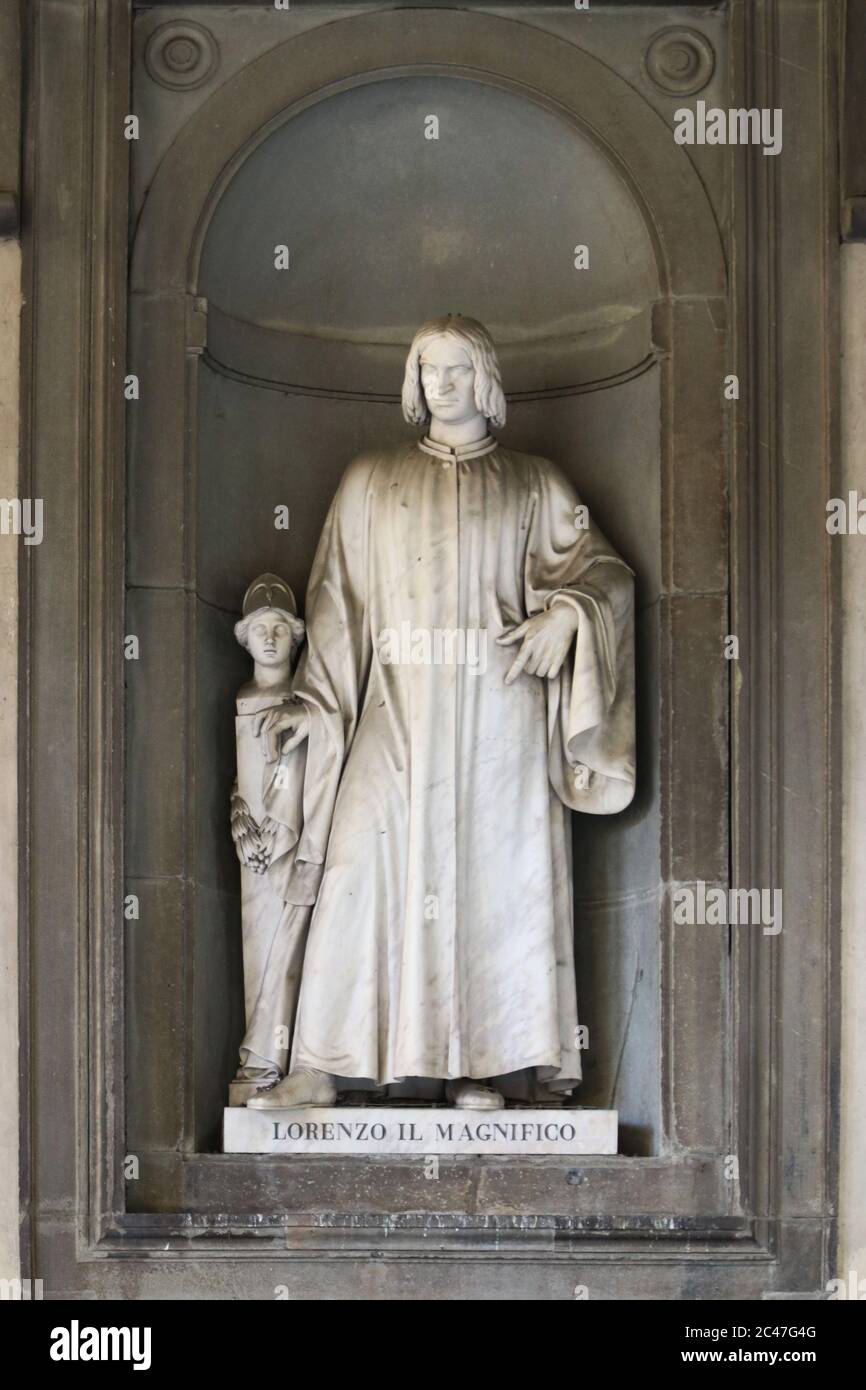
419, 336, 478, 425
247, 610, 294, 668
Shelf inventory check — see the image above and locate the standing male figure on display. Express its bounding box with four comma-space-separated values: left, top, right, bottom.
249, 315, 635, 1111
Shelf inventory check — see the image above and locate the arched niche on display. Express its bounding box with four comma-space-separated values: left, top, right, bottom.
125, 8, 727, 1159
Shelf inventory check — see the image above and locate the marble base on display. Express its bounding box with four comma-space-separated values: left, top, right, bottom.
228, 1079, 268, 1108
223, 1105, 618, 1155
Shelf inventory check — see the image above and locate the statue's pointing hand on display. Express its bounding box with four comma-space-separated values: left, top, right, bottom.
252, 702, 311, 761
498, 604, 580, 685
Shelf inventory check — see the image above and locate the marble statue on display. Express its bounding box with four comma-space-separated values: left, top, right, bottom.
246, 315, 636, 1112
230, 575, 312, 1090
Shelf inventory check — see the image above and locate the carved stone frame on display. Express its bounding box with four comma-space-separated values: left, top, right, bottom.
20, 0, 840, 1298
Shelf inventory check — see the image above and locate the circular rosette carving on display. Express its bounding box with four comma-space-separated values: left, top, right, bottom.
145, 21, 219, 91
644, 27, 715, 97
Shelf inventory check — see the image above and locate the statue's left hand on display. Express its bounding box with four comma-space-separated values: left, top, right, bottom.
497, 603, 580, 685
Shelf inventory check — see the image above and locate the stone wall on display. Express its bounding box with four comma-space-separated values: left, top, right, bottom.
0, 238, 20, 1281
0, 0, 20, 1285
839, 243, 866, 1283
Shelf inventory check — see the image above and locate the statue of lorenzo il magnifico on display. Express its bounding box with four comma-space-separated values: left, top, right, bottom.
240, 314, 635, 1112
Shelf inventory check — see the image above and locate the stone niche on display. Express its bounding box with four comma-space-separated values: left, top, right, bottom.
125, 0, 731, 1238
199, 73, 662, 1145
128, 56, 671, 1157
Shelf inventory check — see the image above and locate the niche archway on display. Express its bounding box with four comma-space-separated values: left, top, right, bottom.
126, 7, 727, 1162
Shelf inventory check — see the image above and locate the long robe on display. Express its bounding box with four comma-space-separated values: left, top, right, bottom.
265, 434, 635, 1092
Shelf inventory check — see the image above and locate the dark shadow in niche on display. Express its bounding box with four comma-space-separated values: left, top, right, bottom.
182, 73, 663, 1150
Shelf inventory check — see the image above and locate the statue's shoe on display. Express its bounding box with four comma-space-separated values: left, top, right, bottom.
247, 1067, 337, 1109
445, 1079, 505, 1110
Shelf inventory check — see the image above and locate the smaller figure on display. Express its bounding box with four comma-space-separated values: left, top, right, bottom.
230, 574, 310, 1096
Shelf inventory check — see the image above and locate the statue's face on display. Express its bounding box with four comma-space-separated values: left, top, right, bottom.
246, 609, 294, 668
419, 335, 478, 426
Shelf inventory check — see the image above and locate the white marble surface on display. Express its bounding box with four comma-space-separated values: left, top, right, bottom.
231, 580, 308, 1085
224, 1106, 617, 1155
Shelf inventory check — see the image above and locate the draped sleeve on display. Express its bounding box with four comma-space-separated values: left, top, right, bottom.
262, 453, 375, 902
522, 456, 636, 815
